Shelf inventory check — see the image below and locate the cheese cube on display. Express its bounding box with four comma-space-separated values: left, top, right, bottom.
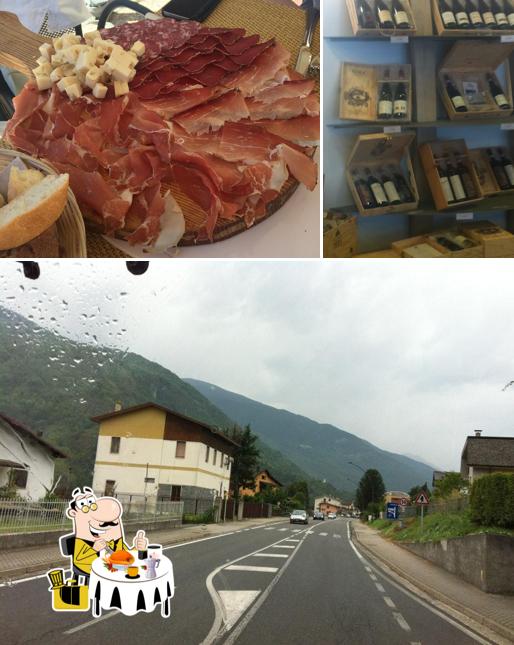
92, 83, 108, 99
94, 38, 116, 56
50, 66, 65, 82
111, 64, 132, 83
36, 55, 50, 67
34, 62, 52, 76
128, 68, 137, 82
131, 40, 145, 58
53, 36, 64, 50
75, 47, 97, 73
35, 75, 53, 91
57, 76, 78, 92
51, 51, 68, 66
84, 29, 100, 43
65, 83, 83, 101
64, 45, 88, 65
39, 42, 54, 59
85, 66, 101, 89
61, 33, 81, 48
113, 80, 129, 97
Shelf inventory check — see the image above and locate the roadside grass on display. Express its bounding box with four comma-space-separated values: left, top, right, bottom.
370, 510, 514, 543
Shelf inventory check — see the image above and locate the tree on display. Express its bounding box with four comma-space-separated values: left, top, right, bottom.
408, 482, 429, 499
228, 425, 260, 501
287, 481, 309, 509
434, 472, 466, 499
355, 469, 386, 512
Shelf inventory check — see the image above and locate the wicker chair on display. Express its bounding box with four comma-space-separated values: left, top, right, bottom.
0, 1, 153, 119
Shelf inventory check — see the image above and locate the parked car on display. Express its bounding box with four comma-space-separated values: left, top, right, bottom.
327, 512, 337, 519
290, 509, 308, 524
313, 510, 325, 520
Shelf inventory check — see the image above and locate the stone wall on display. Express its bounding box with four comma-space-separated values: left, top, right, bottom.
402, 533, 514, 594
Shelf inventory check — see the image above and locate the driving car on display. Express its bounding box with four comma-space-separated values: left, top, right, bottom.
313, 510, 325, 520
327, 512, 337, 519
290, 510, 309, 525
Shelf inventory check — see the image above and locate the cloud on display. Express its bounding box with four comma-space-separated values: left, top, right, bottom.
1, 260, 513, 471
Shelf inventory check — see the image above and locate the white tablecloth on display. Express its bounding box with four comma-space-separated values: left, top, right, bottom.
0, 1, 91, 33
89, 550, 174, 617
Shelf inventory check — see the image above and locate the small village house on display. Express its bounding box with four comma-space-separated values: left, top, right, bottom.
461, 430, 514, 483
314, 496, 342, 514
432, 470, 448, 488
239, 469, 282, 497
91, 402, 238, 504
384, 491, 410, 505
0, 412, 66, 500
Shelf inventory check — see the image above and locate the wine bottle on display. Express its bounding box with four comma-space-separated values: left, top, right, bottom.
455, 0, 472, 27
356, 0, 376, 28
444, 75, 468, 112
352, 171, 377, 208
366, 167, 389, 206
465, 0, 486, 27
376, 0, 394, 28
487, 148, 510, 189
436, 163, 456, 203
379, 168, 402, 204
478, 0, 498, 27
446, 158, 467, 200
487, 73, 511, 109
506, 0, 514, 26
378, 69, 393, 119
451, 234, 475, 249
498, 148, 514, 186
435, 236, 462, 251
491, 0, 509, 27
388, 165, 414, 202
392, 0, 411, 29
439, 0, 458, 28
393, 68, 408, 118
455, 156, 476, 198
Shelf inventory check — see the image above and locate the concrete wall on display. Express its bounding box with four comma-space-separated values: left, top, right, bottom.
402, 533, 514, 594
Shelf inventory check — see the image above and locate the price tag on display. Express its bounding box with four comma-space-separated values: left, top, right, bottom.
501, 35, 514, 43
383, 126, 401, 134
456, 212, 474, 221
390, 36, 409, 44
501, 123, 514, 131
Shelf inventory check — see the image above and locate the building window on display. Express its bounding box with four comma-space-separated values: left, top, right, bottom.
110, 436, 120, 454
205, 445, 210, 462
10, 468, 28, 489
213, 449, 217, 466
219, 453, 224, 468
176, 440, 186, 458
104, 480, 116, 496
171, 485, 181, 501
226, 456, 230, 470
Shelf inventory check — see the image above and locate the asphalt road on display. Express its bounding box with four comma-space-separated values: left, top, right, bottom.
0, 519, 494, 645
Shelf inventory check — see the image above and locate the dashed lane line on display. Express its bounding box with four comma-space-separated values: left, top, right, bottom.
375, 583, 385, 593
333, 534, 342, 539
270, 545, 295, 549
226, 566, 278, 573
284, 539, 300, 542
252, 553, 289, 558
319, 532, 328, 536
393, 612, 412, 632
384, 596, 396, 609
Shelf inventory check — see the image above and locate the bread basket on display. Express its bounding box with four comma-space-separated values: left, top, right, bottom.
0, 146, 87, 257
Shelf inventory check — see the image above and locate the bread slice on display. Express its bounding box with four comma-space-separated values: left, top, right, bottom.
7, 167, 44, 202
0, 174, 69, 250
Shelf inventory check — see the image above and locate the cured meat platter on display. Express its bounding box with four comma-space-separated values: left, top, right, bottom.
0, 5, 319, 254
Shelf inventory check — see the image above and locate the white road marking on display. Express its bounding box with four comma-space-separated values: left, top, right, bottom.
284, 539, 300, 542
278, 528, 288, 532
369, 574, 378, 581
375, 583, 385, 593
225, 565, 278, 573
333, 534, 342, 539
64, 611, 117, 635
319, 532, 328, 536
218, 590, 260, 630
384, 596, 396, 609
252, 553, 289, 558
291, 529, 302, 533
270, 545, 295, 549
306, 531, 314, 535
393, 612, 411, 632
264, 527, 275, 530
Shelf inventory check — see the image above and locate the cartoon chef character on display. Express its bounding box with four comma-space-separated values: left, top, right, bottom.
60, 487, 148, 581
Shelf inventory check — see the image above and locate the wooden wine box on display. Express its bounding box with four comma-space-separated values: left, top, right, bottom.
347, 132, 419, 216
346, 0, 417, 36
427, 229, 483, 257
340, 63, 412, 122
419, 139, 483, 211
469, 147, 514, 196
391, 235, 448, 257
438, 41, 514, 120
458, 220, 514, 257
432, 0, 514, 36
323, 211, 357, 258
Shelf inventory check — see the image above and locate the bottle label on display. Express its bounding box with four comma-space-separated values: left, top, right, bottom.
456, 12, 469, 25
379, 9, 393, 24
394, 10, 409, 24
384, 180, 401, 203
393, 99, 408, 115
442, 10, 455, 25
483, 11, 495, 25
470, 11, 482, 24
451, 94, 466, 109
370, 181, 388, 204
505, 163, 514, 186
450, 174, 466, 201
495, 93, 509, 107
378, 100, 393, 116
440, 176, 455, 203
508, 13, 514, 26
495, 12, 508, 25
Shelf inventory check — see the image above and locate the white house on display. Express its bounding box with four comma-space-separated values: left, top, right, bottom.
0, 412, 66, 500
91, 402, 239, 503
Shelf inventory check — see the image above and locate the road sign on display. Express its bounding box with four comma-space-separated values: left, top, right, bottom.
414, 491, 430, 505
386, 503, 399, 519
399, 497, 408, 506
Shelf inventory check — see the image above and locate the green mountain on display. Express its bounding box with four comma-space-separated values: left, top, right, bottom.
185, 379, 436, 493
0, 306, 342, 498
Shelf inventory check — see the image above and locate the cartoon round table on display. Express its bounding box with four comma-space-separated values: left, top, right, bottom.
89, 550, 174, 617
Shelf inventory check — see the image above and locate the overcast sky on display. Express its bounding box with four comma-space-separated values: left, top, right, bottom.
1, 260, 514, 471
